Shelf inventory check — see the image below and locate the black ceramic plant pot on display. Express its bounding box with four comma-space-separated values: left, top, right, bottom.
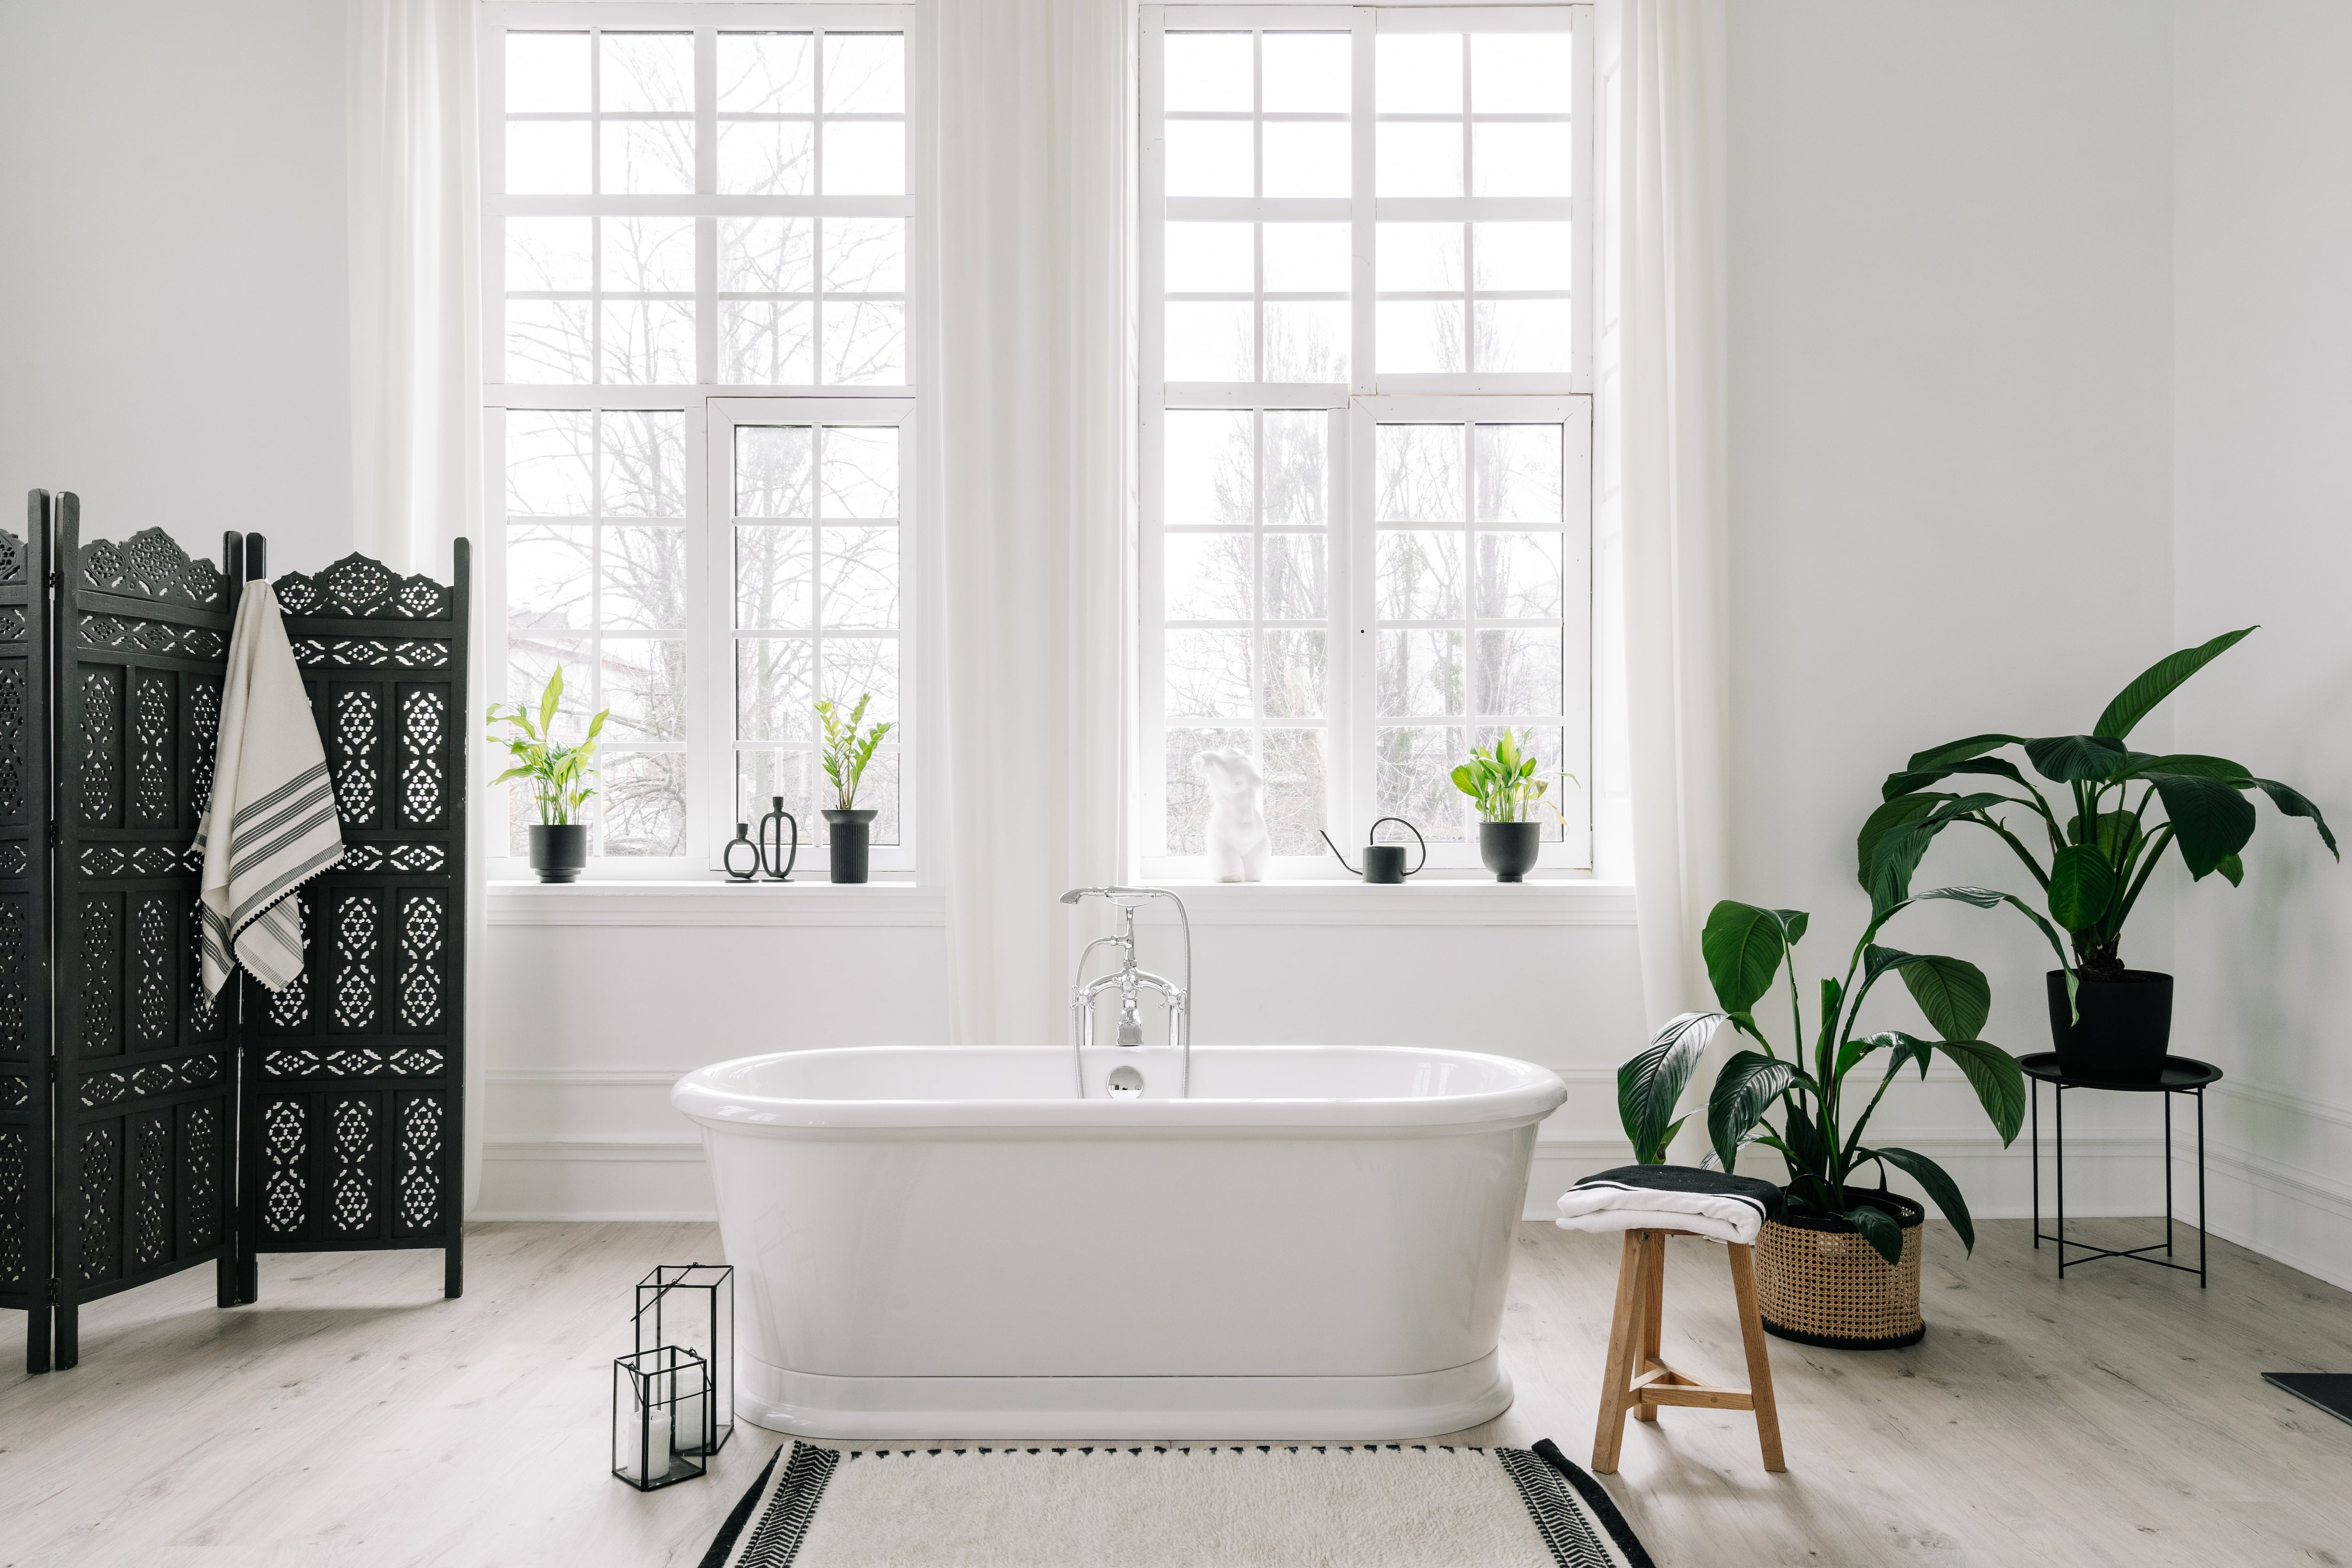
528, 823, 588, 884
1479, 820, 1541, 883
823, 809, 876, 884
2048, 969, 2173, 1082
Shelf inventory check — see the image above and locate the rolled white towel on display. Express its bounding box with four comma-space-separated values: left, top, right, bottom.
1554, 1165, 1783, 1246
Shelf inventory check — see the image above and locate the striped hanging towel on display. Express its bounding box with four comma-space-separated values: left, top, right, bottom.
195, 580, 344, 996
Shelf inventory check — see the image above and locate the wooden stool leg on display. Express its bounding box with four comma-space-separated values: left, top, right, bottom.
1728, 1242, 1785, 1472
1591, 1231, 1649, 1473
1634, 1229, 1665, 1422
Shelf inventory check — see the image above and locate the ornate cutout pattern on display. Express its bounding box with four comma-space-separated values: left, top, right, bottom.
132, 895, 171, 1044
132, 671, 174, 824
328, 1097, 376, 1234
398, 688, 445, 826
332, 892, 379, 1030
334, 688, 380, 828
262, 1046, 444, 1079
79, 1123, 118, 1281
288, 637, 451, 670
0, 666, 24, 822
397, 1096, 445, 1232
79, 528, 229, 609
80, 896, 120, 1055
78, 844, 202, 878
77, 1050, 226, 1108
336, 842, 446, 874
0, 527, 20, 586
0, 1071, 24, 1109
79, 666, 121, 826
187, 677, 222, 812
189, 894, 223, 1040
276, 555, 453, 621
397, 893, 445, 1031
0, 1126, 24, 1287
0, 895, 26, 1052
79, 616, 227, 661
131, 1113, 172, 1268
262, 1098, 307, 1235
182, 1104, 221, 1252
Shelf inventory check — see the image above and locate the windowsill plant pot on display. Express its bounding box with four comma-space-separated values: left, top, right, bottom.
1478, 821, 1542, 883
1755, 1189, 1925, 1351
528, 823, 588, 884
823, 810, 876, 884
2046, 969, 2173, 1083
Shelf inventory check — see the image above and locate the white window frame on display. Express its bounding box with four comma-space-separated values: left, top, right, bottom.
1140, 1, 1597, 881
479, 0, 934, 881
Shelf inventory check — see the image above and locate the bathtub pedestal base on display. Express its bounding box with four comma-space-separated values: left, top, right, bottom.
739, 1350, 1513, 1441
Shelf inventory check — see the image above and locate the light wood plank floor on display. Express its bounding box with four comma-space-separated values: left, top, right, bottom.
3, 1218, 2349, 1567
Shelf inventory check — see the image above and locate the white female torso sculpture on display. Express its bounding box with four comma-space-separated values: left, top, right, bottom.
1196, 748, 1269, 883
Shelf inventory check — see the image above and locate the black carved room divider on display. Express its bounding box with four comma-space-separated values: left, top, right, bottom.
5, 491, 468, 1373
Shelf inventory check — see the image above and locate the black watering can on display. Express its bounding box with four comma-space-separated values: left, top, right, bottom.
1320, 818, 1428, 883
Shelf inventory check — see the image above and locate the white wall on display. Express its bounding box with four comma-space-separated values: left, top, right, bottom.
1724, 2, 2180, 1221
2170, 0, 2352, 1289
0, 0, 354, 573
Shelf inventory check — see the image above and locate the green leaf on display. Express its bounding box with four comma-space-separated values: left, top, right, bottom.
2122, 754, 2253, 784
2024, 734, 2128, 784
2066, 809, 2143, 862
1869, 1147, 1977, 1253
1836, 1028, 1914, 1082
2046, 843, 2118, 931
2217, 852, 2244, 886
1891, 951, 1992, 1041
1617, 1011, 1725, 1163
1450, 764, 1475, 796
1775, 909, 1809, 948
1857, 793, 1947, 910
1845, 1203, 1905, 1267
1708, 1051, 1803, 1173
1906, 734, 2026, 772
2253, 778, 2339, 859
1780, 1096, 1828, 1175
1931, 1040, 2026, 1144
1881, 755, 2031, 801
2094, 626, 2257, 740
540, 664, 564, 736
2147, 772, 2258, 879
1701, 901, 1791, 1016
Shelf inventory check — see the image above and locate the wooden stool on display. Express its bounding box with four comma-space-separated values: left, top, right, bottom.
1591, 1227, 1784, 1473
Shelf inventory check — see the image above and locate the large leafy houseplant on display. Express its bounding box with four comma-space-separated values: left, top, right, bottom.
1617, 896, 2026, 1265
1859, 628, 2336, 988
487, 665, 608, 824
1450, 730, 1569, 823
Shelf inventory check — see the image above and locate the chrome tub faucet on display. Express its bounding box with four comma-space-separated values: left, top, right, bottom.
1060, 886, 1192, 1098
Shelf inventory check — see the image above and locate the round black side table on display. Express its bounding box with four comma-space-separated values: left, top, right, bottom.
2021, 1052, 2221, 1286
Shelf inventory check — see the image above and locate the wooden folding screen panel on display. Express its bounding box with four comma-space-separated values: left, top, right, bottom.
240, 541, 469, 1300
0, 497, 56, 1370
50, 511, 242, 1368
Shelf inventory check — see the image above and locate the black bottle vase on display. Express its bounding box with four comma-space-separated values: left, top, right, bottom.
823, 809, 876, 884
2047, 969, 2173, 1082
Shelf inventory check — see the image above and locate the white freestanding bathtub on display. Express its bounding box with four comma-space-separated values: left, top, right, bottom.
671, 1044, 1567, 1440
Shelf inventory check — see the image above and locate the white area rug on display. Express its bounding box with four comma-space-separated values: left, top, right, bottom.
698, 1441, 1653, 1568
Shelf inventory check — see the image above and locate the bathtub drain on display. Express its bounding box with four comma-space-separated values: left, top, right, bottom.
1106, 1064, 1145, 1098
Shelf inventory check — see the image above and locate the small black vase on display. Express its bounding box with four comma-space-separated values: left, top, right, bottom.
528, 823, 588, 884
823, 809, 876, 884
2048, 969, 2173, 1082
1479, 820, 1542, 883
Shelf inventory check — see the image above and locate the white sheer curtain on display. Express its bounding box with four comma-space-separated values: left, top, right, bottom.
348, 0, 489, 1209
1622, 0, 1732, 1114
937, 0, 1133, 1044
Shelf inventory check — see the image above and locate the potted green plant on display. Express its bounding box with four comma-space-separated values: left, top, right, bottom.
1859, 628, 2336, 1080
816, 693, 893, 884
1451, 731, 1570, 883
1617, 894, 2025, 1348
488, 665, 609, 884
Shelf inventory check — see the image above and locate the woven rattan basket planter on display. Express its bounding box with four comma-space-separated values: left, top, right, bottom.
1755, 1190, 1925, 1349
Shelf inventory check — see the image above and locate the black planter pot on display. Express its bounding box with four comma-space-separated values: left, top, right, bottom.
1479, 820, 1542, 883
528, 823, 588, 884
823, 809, 876, 884
2048, 969, 2173, 1082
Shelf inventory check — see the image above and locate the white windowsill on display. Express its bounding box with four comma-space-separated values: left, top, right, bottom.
488, 877, 1634, 929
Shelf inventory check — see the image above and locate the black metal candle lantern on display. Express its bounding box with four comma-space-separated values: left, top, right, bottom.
611, 1345, 709, 1490
634, 1263, 735, 1456
756, 796, 798, 882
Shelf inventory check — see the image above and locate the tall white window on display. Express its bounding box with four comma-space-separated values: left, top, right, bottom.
481, 3, 923, 874
1142, 5, 1593, 876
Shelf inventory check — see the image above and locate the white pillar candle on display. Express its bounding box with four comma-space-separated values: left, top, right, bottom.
621, 1392, 673, 1484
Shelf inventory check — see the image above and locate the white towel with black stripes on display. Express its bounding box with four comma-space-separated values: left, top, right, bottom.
1554, 1165, 1781, 1245
195, 580, 343, 996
